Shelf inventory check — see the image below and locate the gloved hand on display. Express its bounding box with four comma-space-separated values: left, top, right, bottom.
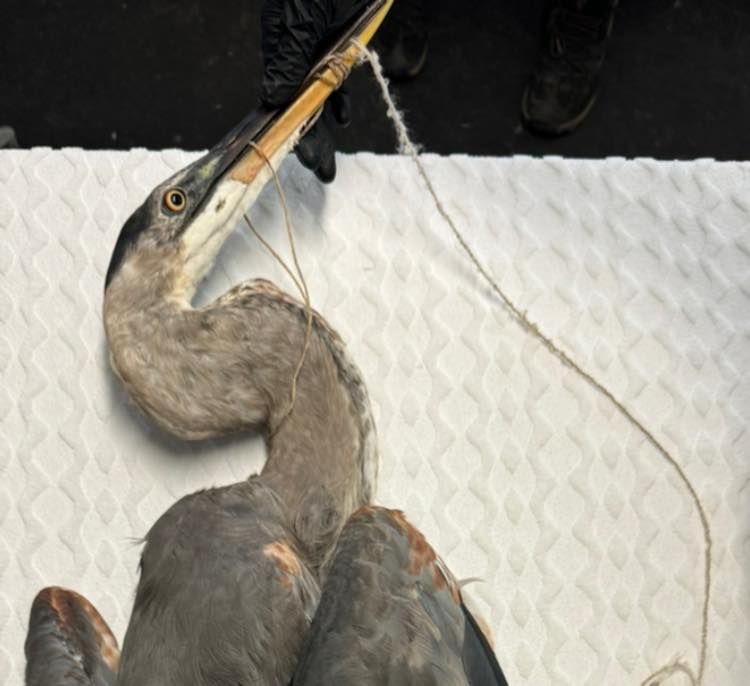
260, 0, 372, 182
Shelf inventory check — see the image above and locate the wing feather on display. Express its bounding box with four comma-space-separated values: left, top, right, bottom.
293, 506, 509, 685
25, 587, 119, 686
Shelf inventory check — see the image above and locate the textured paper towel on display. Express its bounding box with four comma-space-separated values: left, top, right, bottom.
0, 149, 748, 685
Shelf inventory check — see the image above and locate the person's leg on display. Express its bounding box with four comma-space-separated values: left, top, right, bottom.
521, 0, 619, 135
373, 0, 427, 80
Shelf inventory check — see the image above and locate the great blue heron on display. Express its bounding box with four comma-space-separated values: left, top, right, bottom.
24, 2, 508, 683
26, 136, 507, 677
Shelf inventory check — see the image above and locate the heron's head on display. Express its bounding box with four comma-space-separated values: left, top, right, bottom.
104, 108, 298, 301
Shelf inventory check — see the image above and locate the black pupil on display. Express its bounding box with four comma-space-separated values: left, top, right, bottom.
170, 192, 183, 207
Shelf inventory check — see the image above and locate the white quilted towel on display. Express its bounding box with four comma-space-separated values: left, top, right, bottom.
0, 150, 748, 685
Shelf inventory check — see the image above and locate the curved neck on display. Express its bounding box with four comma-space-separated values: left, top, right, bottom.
105, 261, 377, 567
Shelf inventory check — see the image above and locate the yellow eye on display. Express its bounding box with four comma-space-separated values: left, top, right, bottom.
163, 188, 187, 213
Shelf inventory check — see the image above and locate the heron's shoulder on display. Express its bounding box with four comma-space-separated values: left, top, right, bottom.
141, 480, 286, 559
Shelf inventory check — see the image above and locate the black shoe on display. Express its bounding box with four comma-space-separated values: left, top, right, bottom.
0, 126, 17, 148
522, 1, 617, 136
373, 0, 427, 81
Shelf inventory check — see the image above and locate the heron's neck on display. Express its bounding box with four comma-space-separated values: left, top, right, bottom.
258, 297, 378, 567
104, 266, 378, 566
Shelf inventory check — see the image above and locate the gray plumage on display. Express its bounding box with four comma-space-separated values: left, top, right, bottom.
102, 145, 378, 567
96, 124, 378, 683
26, 107, 378, 684
292, 506, 509, 686
118, 479, 320, 685
105, 272, 377, 566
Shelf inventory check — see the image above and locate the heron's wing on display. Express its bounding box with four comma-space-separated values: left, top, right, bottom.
461, 601, 509, 685
292, 506, 509, 686
25, 587, 119, 686
117, 479, 321, 685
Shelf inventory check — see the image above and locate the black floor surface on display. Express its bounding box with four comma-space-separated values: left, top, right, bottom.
3, 0, 750, 159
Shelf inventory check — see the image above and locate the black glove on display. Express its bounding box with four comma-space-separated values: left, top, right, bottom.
260, 0, 371, 182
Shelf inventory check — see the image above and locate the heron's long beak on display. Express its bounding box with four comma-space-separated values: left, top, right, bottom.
204, 0, 394, 195
103, 0, 394, 295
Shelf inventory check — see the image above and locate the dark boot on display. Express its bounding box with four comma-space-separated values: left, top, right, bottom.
373, 0, 427, 81
0, 126, 17, 148
521, 0, 618, 135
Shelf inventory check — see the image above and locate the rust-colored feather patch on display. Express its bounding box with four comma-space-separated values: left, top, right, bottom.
264, 540, 303, 588
385, 509, 461, 605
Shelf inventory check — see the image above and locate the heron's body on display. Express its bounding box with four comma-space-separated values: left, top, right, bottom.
119, 480, 319, 685
94, 120, 378, 684
24, 6, 509, 677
